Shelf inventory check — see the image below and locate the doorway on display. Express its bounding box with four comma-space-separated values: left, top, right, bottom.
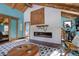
0, 15, 9, 42
0, 14, 18, 42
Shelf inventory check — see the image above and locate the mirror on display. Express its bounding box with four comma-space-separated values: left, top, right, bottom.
64, 21, 72, 28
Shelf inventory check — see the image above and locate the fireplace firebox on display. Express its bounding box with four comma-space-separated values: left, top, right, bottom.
34, 32, 52, 38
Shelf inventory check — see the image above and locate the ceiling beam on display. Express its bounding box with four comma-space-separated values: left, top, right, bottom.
5, 3, 29, 12
22, 6, 28, 12
35, 3, 79, 12
61, 12, 77, 19
25, 3, 32, 8
34, 3, 79, 18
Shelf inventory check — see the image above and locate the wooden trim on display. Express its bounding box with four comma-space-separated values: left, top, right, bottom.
5, 3, 16, 8
8, 17, 10, 41
16, 19, 18, 40
5, 3, 28, 13
24, 22, 26, 36
0, 14, 18, 20
61, 12, 77, 18
35, 3, 79, 16
25, 3, 32, 7
35, 3, 79, 12
22, 6, 28, 12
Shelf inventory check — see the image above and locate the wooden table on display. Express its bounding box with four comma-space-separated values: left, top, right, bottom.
7, 44, 39, 56
65, 41, 79, 50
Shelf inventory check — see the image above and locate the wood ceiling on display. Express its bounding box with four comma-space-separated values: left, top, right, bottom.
35, 3, 79, 12
4, 3, 79, 19
34, 3, 79, 19
5, 3, 32, 12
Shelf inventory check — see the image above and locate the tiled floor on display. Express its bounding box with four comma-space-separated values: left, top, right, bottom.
0, 39, 27, 56
0, 39, 61, 56
39, 45, 61, 56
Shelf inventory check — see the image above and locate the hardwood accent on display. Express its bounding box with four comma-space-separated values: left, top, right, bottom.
61, 28, 67, 40
14, 4, 26, 12
16, 18, 18, 40
24, 22, 26, 35
0, 14, 18, 20
7, 44, 39, 56
31, 8, 44, 25
35, 3, 79, 12
25, 3, 32, 7
5, 3, 33, 12
61, 12, 77, 19
5, 3, 16, 8
5, 3, 29, 12
65, 41, 79, 50
64, 41, 79, 56
22, 6, 28, 12
34, 3, 79, 18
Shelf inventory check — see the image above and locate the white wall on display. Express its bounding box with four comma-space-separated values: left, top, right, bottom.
44, 7, 61, 44
24, 5, 61, 44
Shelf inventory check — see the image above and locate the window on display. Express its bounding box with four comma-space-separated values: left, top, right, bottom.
4, 25, 8, 32
25, 22, 30, 37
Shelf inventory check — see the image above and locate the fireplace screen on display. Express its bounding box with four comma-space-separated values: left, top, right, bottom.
34, 32, 52, 38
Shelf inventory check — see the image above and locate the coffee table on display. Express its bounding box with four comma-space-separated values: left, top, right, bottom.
7, 44, 39, 56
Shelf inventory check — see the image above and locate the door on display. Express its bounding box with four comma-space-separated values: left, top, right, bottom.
9, 18, 18, 41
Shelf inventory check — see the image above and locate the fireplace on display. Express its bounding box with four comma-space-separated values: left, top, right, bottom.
34, 32, 52, 38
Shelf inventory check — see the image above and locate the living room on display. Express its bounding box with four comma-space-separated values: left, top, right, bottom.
0, 3, 79, 56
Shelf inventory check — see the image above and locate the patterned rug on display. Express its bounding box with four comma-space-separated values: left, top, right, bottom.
38, 45, 61, 56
